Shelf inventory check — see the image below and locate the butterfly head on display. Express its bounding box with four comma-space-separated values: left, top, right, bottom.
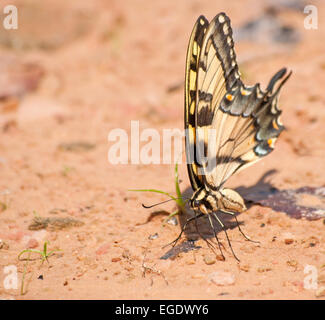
190, 187, 247, 214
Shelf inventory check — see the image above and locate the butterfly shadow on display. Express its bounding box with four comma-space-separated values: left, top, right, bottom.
161, 169, 278, 259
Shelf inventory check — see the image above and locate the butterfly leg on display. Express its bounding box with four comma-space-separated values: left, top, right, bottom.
163, 213, 204, 248
220, 209, 260, 244
193, 211, 218, 255
207, 214, 226, 261
211, 212, 240, 262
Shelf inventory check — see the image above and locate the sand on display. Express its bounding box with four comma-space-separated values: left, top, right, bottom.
0, 0, 324, 299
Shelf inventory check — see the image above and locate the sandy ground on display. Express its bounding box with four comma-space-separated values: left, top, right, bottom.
0, 0, 325, 300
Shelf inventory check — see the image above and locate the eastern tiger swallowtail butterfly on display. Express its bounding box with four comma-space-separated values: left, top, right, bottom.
180, 12, 291, 260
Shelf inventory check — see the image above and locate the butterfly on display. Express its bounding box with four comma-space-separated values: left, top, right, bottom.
179, 12, 292, 260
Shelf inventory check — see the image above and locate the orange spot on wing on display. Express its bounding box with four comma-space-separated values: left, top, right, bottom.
273, 119, 279, 130
267, 138, 276, 148
226, 94, 233, 101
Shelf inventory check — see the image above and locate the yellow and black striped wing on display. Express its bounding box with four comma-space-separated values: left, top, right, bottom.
185, 15, 209, 191
186, 12, 291, 191
202, 68, 291, 190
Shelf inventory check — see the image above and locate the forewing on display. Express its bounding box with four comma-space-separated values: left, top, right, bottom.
185, 15, 209, 191
194, 12, 241, 185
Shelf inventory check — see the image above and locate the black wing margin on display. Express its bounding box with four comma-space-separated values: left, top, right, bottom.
184, 15, 209, 191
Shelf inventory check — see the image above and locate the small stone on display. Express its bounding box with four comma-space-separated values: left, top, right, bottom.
306, 236, 319, 247
216, 254, 225, 261
0, 240, 9, 250
63, 280, 68, 286
257, 266, 272, 273
208, 271, 235, 286
239, 264, 250, 272
315, 286, 325, 298
77, 233, 86, 242
111, 257, 121, 262
148, 233, 158, 240
240, 244, 256, 253
185, 254, 196, 265
203, 254, 216, 265
167, 216, 178, 226
283, 232, 295, 245
287, 260, 298, 268
122, 249, 131, 259
77, 255, 85, 261
27, 238, 39, 249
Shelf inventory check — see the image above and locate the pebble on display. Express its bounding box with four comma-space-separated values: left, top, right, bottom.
27, 238, 39, 249
167, 216, 178, 226
240, 244, 256, 254
287, 260, 298, 268
148, 233, 159, 240
216, 254, 225, 261
315, 286, 325, 298
303, 236, 319, 248
239, 264, 250, 272
185, 256, 196, 265
208, 271, 235, 286
111, 257, 121, 262
0, 240, 9, 250
283, 232, 295, 245
257, 266, 272, 273
203, 254, 216, 265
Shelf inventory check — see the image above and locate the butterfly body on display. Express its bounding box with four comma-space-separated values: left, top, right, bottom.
190, 187, 246, 215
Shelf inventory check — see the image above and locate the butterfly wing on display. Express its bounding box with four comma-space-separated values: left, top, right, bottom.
185, 15, 209, 191
193, 12, 241, 187
193, 13, 291, 190
204, 69, 291, 190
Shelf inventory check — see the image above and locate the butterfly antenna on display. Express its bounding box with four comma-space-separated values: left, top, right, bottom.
142, 197, 187, 209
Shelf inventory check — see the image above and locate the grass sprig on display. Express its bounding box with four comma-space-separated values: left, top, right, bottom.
129, 162, 187, 224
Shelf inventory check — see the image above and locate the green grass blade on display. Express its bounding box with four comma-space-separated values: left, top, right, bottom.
128, 189, 177, 201
174, 162, 185, 208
